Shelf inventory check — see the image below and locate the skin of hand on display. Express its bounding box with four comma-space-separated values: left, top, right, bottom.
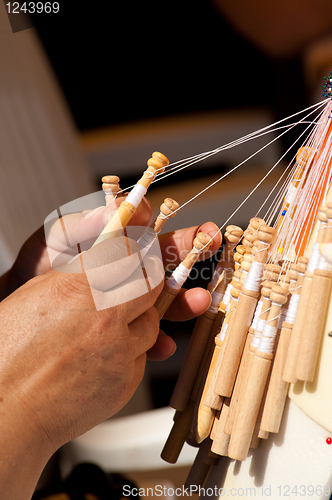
0, 243, 164, 499
0, 196, 221, 499
0, 196, 222, 360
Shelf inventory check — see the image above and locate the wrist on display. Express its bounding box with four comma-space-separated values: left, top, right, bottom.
0, 395, 53, 499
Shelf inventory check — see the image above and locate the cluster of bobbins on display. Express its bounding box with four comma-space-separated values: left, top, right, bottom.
97, 152, 332, 489
159, 203, 332, 490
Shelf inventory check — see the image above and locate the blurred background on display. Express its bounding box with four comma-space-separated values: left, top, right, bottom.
1, 0, 332, 489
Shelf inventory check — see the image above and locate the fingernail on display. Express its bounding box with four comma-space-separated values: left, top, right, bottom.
84, 206, 104, 219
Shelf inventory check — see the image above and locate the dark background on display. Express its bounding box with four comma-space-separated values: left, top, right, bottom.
28, 1, 306, 134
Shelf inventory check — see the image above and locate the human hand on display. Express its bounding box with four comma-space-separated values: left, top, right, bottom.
2, 195, 153, 298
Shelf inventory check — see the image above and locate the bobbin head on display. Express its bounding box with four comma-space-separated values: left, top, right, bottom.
249, 217, 265, 231
263, 264, 281, 282
101, 175, 120, 193
240, 253, 254, 272
257, 225, 277, 244
160, 198, 180, 218
193, 232, 214, 252
297, 256, 308, 274
235, 244, 246, 255
147, 152, 169, 174
224, 225, 243, 245
270, 285, 289, 305
242, 229, 256, 247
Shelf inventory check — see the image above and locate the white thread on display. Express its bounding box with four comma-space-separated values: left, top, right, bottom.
251, 319, 266, 348
258, 324, 278, 354
167, 263, 191, 290
208, 291, 224, 314
285, 183, 299, 205
251, 300, 263, 330
222, 283, 233, 309
156, 211, 168, 220
307, 243, 322, 273
126, 184, 147, 208
243, 261, 265, 292
219, 322, 228, 342
138, 227, 156, 256
285, 293, 300, 324
278, 303, 289, 329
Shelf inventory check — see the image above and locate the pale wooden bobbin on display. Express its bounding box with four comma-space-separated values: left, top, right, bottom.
155, 232, 213, 319
283, 206, 328, 383
214, 224, 277, 398
224, 271, 280, 438
207, 225, 243, 294
101, 175, 121, 205
296, 202, 332, 382
234, 244, 247, 271
228, 284, 289, 461
260, 259, 307, 434
153, 198, 180, 234
210, 397, 231, 456
203, 238, 255, 412
189, 279, 240, 444
190, 226, 244, 398
187, 228, 243, 442
168, 228, 241, 413
203, 272, 244, 411
138, 198, 180, 256
93, 152, 169, 245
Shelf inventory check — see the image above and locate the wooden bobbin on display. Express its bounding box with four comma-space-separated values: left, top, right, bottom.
228, 285, 288, 461
188, 229, 243, 442
153, 198, 180, 234
190, 265, 242, 444
223, 275, 279, 438
214, 224, 277, 399
260, 259, 307, 434
223, 225, 244, 263
161, 400, 195, 464
207, 225, 243, 294
234, 244, 248, 270
296, 203, 332, 382
210, 397, 231, 456
101, 175, 121, 205
204, 275, 243, 410
155, 232, 213, 319
283, 207, 328, 383
94, 152, 169, 244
